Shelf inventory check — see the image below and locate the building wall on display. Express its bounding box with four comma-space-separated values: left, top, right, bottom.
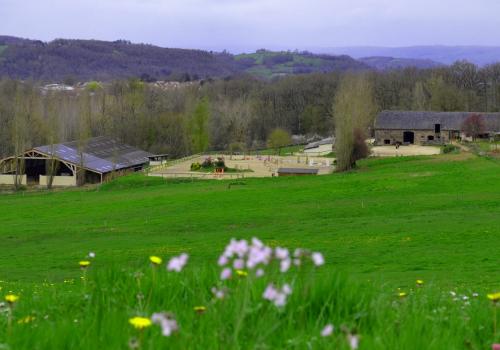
0, 174, 27, 185
39, 175, 77, 187
278, 172, 317, 177
303, 144, 333, 156
375, 129, 452, 145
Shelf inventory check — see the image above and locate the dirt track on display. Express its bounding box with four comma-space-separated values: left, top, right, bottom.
371, 145, 441, 157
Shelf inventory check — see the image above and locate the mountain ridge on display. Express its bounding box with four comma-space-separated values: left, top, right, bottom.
3, 36, 499, 82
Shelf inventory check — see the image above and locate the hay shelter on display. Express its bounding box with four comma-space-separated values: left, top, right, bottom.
0, 136, 153, 187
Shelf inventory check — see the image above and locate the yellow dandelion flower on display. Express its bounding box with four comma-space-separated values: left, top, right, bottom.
236, 270, 248, 277
398, 292, 407, 298
416, 280, 424, 286
193, 306, 207, 314
79, 261, 91, 268
149, 256, 162, 265
5, 294, 19, 303
17, 316, 36, 324
487, 292, 500, 302
129, 317, 152, 329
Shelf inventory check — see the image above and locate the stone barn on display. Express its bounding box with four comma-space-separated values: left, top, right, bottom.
0, 136, 153, 187
374, 111, 500, 145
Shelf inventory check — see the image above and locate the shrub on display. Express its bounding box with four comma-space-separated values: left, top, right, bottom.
190, 162, 201, 171
352, 128, 370, 164
214, 157, 225, 168
442, 144, 459, 154
201, 157, 213, 168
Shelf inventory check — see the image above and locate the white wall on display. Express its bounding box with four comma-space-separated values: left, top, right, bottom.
39, 175, 76, 187
0, 174, 27, 185
149, 160, 168, 166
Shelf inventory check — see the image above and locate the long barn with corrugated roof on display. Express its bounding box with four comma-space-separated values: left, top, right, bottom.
374, 111, 500, 145
0, 136, 153, 187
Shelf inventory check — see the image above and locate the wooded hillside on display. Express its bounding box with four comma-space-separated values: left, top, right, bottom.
0, 36, 368, 82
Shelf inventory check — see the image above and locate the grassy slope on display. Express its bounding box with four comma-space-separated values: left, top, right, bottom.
0, 154, 499, 289
1, 154, 499, 349
235, 51, 338, 78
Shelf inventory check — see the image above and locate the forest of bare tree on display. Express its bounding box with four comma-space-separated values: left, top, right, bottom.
1, 60, 500, 159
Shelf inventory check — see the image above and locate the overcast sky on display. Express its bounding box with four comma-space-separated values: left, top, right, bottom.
2, 0, 500, 52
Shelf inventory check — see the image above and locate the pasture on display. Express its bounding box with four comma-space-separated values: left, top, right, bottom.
0, 154, 499, 348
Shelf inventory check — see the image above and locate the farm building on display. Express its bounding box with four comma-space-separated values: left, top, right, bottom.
0, 136, 153, 187
374, 111, 500, 145
303, 137, 334, 156
277, 168, 319, 176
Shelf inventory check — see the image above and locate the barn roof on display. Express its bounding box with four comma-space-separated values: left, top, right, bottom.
375, 111, 500, 131
304, 137, 334, 150
34, 136, 153, 174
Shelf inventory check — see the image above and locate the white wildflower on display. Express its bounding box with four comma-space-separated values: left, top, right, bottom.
348, 334, 360, 349
311, 252, 325, 266
211, 287, 226, 299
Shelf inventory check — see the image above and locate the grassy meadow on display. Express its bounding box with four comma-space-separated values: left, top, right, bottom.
0, 154, 499, 348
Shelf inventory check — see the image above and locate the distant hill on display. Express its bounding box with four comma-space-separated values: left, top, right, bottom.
359, 56, 443, 70
0, 35, 242, 81
323, 46, 500, 66
235, 50, 368, 78
0, 36, 368, 82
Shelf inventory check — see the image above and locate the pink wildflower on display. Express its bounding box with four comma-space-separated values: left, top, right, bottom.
167, 253, 189, 272
218, 255, 229, 266
151, 312, 178, 337
263, 283, 292, 307
275, 247, 289, 260
233, 259, 245, 270
280, 258, 291, 273
220, 267, 232, 280
321, 324, 334, 337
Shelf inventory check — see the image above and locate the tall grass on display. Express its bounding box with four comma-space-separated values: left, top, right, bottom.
1, 242, 498, 349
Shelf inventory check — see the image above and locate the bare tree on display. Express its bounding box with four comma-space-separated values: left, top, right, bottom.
12, 86, 29, 190
461, 114, 485, 141
333, 74, 377, 172
77, 92, 92, 186
45, 93, 61, 189
412, 81, 428, 111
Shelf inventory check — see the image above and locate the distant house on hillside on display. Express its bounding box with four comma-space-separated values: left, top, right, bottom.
0, 136, 153, 187
374, 111, 500, 145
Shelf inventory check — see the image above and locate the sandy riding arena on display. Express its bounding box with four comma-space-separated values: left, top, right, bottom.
149, 154, 334, 180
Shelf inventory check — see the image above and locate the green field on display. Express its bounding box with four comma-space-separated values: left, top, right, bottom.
1, 154, 499, 348
1, 154, 499, 285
